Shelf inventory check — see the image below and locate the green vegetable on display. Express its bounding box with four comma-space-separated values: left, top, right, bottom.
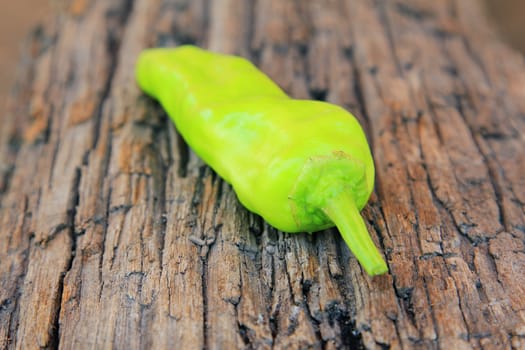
136, 45, 388, 276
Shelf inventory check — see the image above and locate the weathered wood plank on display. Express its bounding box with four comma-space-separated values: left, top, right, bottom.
1, 0, 524, 349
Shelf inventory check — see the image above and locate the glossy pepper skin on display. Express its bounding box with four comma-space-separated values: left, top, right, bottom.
136, 45, 388, 276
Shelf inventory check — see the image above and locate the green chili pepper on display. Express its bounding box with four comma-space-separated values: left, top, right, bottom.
136, 45, 388, 276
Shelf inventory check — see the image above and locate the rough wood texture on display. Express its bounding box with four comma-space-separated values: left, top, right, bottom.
1, 0, 524, 349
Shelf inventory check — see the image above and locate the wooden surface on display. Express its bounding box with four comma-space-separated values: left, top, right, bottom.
0, 0, 53, 112
1, 0, 525, 349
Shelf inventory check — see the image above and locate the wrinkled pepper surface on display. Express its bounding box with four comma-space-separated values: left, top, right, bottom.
136, 45, 388, 276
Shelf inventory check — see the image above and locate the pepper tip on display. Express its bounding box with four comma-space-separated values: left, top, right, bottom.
322, 191, 389, 277
365, 260, 389, 276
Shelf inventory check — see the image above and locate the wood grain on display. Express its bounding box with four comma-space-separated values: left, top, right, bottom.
1, 0, 524, 349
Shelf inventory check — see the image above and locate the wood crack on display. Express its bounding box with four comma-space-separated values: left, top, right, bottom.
299, 275, 324, 348
376, 0, 403, 77
347, 46, 374, 150
451, 93, 507, 234
50, 166, 81, 348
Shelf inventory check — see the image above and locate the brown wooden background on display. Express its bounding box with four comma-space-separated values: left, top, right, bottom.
1, 0, 525, 349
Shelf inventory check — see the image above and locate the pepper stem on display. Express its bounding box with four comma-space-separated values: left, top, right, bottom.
322, 192, 388, 276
